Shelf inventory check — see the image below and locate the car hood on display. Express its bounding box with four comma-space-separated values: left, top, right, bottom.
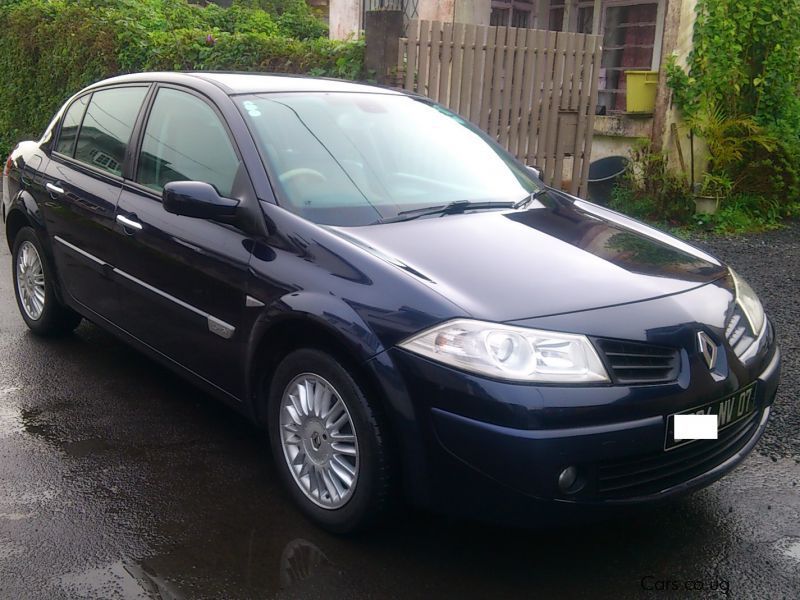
329, 197, 727, 322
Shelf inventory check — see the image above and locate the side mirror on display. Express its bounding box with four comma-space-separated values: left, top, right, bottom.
162, 181, 239, 219
527, 165, 544, 182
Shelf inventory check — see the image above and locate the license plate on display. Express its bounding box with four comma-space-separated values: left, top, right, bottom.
664, 383, 757, 451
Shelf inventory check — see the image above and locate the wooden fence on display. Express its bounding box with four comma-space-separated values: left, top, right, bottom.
398, 20, 602, 196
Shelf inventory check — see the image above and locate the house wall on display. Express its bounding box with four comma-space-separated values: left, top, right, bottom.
330, 0, 492, 38
330, 0, 361, 40
660, 0, 702, 184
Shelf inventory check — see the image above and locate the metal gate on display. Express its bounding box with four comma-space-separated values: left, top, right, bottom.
398, 20, 602, 196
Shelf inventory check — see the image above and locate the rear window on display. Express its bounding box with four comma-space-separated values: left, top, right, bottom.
74, 87, 147, 176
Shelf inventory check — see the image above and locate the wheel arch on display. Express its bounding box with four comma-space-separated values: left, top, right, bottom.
246, 310, 389, 430
5, 188, 47, 248
5, 207, 31, 251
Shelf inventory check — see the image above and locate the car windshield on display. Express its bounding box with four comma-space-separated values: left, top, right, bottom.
238, 92, 541, 226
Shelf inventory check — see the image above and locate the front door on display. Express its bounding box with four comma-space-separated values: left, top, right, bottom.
110, 87, 254, 397
41, 86, 148, 319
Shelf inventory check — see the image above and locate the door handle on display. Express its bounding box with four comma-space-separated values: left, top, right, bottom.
116, 214, 143, 231
46, 182, 65, 196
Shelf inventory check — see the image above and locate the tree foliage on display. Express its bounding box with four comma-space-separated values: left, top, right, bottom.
0, 0, 364, 157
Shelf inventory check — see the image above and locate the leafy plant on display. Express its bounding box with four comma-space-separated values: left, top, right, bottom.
666, 0, 800, 219
685, 102, 776, 176
610, 142, 695, 226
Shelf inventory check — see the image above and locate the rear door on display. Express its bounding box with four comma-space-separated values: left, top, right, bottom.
109, 86, 255, 397
41, 86, 149, 319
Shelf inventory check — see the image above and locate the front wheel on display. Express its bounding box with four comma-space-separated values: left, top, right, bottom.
267, 348, 395, 533
12, 227, 81, 336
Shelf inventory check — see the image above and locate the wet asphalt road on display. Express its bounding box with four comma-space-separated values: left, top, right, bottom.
1, 221, 799, 600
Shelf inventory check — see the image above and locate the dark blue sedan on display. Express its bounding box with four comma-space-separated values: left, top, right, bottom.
2, 73, 780, 532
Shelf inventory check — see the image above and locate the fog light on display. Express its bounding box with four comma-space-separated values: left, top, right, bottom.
558, 466, 580, 494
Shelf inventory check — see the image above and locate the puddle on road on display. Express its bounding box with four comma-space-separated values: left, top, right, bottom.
0, 386, 23, 436
0, 538, 26, 560
775, 537, 800, 562
0, 512, 33, 521
58, 560, 186, 600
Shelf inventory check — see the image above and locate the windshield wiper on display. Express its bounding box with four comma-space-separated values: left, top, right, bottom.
379, 200, 519, 224
513, 187, 549, 210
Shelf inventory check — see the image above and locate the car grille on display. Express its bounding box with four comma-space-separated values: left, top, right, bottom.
593, 338, 680, 385
595, 411, 760, 498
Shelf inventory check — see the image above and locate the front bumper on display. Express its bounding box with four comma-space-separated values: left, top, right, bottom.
367, 338, 780, 522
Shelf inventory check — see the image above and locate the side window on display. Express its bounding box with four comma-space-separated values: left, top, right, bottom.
55, 95, 89, 157
74, 87, 147, 176
137, 88, 240, 196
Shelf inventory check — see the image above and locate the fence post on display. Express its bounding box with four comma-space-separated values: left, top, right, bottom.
364, 10, 404, 85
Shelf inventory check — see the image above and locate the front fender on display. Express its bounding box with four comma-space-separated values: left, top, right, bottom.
249, 290, 386, 362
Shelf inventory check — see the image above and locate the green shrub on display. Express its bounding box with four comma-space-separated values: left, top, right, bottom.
691, 194, 787, 234
609, 143, 695, 227
0, 0, 362, 157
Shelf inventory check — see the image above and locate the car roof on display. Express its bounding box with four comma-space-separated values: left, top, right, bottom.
86, 71, 404, 96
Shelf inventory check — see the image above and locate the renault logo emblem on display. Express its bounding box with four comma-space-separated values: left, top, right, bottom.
697, 331, 718, 370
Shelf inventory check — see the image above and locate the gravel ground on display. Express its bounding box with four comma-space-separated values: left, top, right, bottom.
693, 221, 800, 459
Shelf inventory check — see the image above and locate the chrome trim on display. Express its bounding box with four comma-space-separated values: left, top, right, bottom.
207, 316, 235, 339
738, 319, 770, 365
245, 295, 265, 308
112, 268, 236, 339
46, 183, 65, 196
116, 214, 143, 231
54, 236, 107, 266
697, 331, 718, 370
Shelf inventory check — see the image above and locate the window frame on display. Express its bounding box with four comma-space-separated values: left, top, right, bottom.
51, 83, 151, 183
491, 1, 538, 28
549, 0, 665, 112
127, 83, 246, 202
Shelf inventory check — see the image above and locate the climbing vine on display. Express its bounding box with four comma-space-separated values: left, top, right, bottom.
667, 0, 800, 130
665, 0, 800, 214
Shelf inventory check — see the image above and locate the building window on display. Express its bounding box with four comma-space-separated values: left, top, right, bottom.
491, 1, 535, 28
490, 7, 510, 26
546, 0, 662, 113
599, 3, 658, 112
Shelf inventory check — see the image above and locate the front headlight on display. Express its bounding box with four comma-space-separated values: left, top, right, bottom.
729, 268, 765, 335
398, 319, 609, 383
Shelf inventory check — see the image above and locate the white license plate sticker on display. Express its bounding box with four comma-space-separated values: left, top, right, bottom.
674, 414, 718, 441
664, 383, 757, 451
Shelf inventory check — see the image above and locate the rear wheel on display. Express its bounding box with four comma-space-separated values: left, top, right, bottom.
12, 227, 81, 336
267, 348, 394, 533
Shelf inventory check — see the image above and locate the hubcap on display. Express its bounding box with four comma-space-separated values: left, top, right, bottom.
16, 241, 46, 321
279, 373, 359, 509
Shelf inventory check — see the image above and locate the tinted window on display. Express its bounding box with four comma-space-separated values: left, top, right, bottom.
137, 88, 240, 196
55, 95, 89, 157
74, 87, 147, 176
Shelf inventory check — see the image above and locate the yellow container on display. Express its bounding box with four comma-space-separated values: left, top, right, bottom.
625, 70, 659, 113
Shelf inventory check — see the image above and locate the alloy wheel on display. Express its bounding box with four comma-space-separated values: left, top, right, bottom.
279, 373, 359, 509
16, 240, 46, 321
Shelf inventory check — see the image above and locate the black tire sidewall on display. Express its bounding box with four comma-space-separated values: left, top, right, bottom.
267, 348, 389, 533
11, 227, 76, 335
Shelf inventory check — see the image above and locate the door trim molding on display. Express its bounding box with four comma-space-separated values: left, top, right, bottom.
54, 235, 107, 266
112, 268, 236, 339
54, 235, 236, 339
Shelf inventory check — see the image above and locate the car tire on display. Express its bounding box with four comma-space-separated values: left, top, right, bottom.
12, 227, 82, 336
267, 348, 394, 533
